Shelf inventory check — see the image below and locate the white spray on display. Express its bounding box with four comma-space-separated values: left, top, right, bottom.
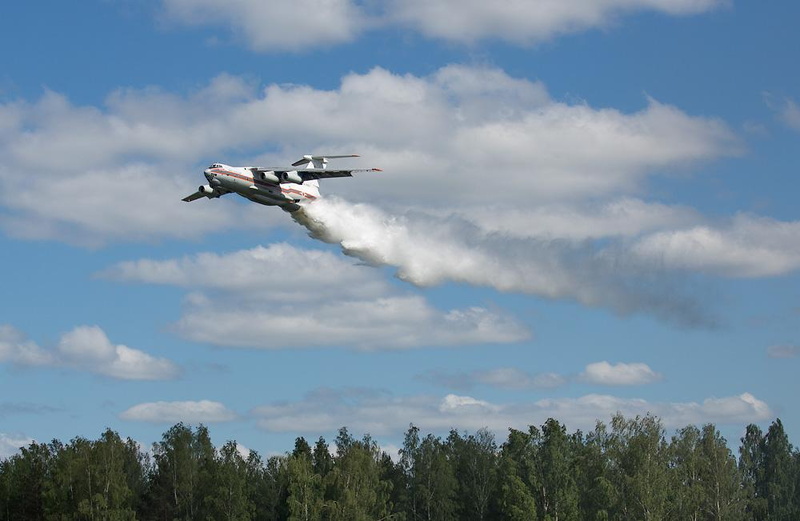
292, 197, 710, 326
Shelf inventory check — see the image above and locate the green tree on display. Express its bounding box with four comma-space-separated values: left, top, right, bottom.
144, 423, 217, 520
293, 438, 313, 460
0, 441, 52, 520
762, 419, 796, 520
495, 441, 536, 521
739, 424, 767, 519
377, 450, 407, 521
312, 437, 333, 479
607, 414, 670, 521
413, 434, 457, 521
670, 425, 704, 520
535, 419, 579, 521
286, 452, 324, 521
207, 440, 254, 521
498, 428, 539, 520
446, 428, 496, 521
399, 424, 421, 520
576, 423, 615, 521
257, 455, 290, 521
326, 435, 390, 521
696, 424, 745, 520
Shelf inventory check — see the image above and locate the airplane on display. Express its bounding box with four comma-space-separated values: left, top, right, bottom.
182, 154, 381, 212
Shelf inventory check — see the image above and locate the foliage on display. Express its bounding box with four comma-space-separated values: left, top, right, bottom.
1, 416, 799, 520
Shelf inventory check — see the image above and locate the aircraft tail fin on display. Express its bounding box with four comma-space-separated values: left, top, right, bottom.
292, 154, 359, 169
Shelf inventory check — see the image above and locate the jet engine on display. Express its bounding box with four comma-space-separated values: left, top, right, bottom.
280, 170, 303, 184
199, 185, 221, 198
260, 170, 280, 184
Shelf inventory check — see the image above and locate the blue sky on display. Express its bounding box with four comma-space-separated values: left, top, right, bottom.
1, 0, 799, 458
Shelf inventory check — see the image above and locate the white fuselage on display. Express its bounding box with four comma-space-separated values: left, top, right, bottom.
204, 164, 320, 211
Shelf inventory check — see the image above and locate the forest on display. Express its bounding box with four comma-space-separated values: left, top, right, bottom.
1, 414, 797, 520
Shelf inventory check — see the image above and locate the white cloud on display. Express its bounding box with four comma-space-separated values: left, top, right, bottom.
157, 0, 726, 49
1, 163, 240, 246
0, 66, 739, 245
251, 387, 771, 436
120, 400, 237, 423
462, 198, 702, 241
386, 0, 727, 44
0, 78, 279, 245
0, 324, 179, 380
57, 326, 180, 381
6, 66, 798, 325
631, 215, 800, 277
161, 0, 367, 51
103, 243, 529, 350
580, 361, 662, 386
0, 325, 55, 366
101, 243, 390, 302
177, 296, 528, 350
0, 433, 33, 459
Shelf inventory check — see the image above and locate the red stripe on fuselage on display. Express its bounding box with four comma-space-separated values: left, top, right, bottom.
211, 168, 317, 201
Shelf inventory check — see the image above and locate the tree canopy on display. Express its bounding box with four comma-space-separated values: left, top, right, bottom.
1, 416, 798, 520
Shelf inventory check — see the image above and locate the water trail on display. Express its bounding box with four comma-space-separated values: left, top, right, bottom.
292, 197, 712, 327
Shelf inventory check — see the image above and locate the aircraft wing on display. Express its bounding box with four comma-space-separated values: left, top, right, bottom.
182, 190, 206, 202
251, 167, 381, 183
297, 168, 382, 181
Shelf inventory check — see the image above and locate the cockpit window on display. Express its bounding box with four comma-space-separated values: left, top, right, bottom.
209, 163, 223, 168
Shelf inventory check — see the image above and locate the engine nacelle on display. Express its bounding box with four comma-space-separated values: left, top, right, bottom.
281, 170, 303, 184
261, 170, 280, 184
199, 184, 220, 198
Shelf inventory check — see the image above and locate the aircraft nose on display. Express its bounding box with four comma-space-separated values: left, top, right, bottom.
204, 168, 214, 180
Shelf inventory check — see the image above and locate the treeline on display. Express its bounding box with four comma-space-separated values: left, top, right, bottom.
1, 415, 798, 520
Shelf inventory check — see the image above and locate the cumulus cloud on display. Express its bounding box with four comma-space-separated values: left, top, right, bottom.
5, 66, 798, 325
102, 243, 529, 350
157, 0, 726, 49
0, 66, 741, 245
120, 400, 237, 423
386, 0, 727, 44
101, 243, 390, 302
177, 295, 527, 350
56, 326, 180, 380
0, 433, 33, 459
630, 215, 800, 277
252, 387, 771, 436
0, 325, 54, 366
161, 0, 367, 51
463, 198, 702, 241
0, 324, 179, 380
0, 78, 280, 245
579, 361, 662, 386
